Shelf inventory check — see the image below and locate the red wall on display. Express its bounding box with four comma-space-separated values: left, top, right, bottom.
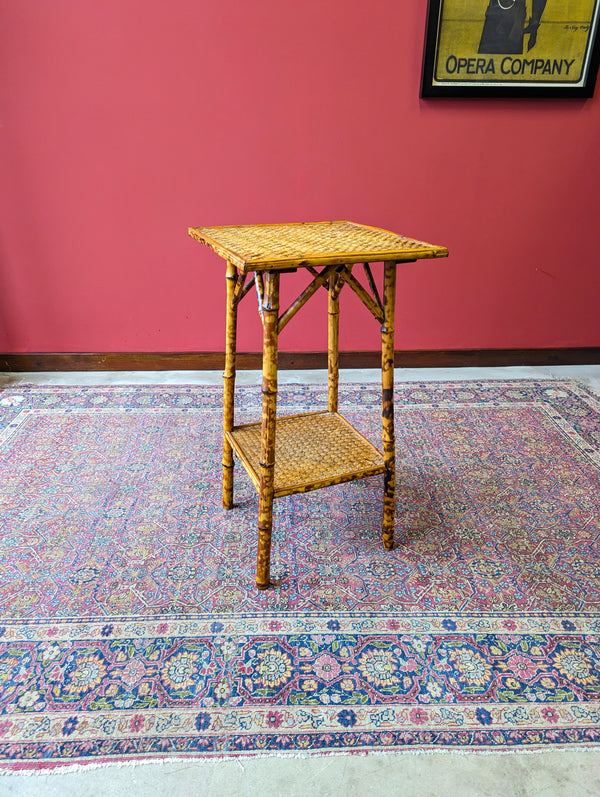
1, 1, 599, 354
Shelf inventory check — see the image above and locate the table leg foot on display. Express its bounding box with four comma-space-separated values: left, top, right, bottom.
222, 460, 234, 510
383, 532, 395, 551
382, 478, 395, 550
256, 515, 273, 590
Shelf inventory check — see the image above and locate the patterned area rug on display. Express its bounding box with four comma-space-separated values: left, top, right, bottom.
1, 380, 600, 769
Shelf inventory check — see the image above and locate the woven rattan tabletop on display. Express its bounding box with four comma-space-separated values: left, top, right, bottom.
188, 220, 448, 272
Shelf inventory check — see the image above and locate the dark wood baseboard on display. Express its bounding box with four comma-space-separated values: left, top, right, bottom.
1, 348, 600, 372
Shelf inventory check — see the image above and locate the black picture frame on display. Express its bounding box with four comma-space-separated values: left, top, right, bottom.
421, 0, 600, 98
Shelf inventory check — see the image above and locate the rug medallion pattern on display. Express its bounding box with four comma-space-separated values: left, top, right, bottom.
0, 381, 600, 767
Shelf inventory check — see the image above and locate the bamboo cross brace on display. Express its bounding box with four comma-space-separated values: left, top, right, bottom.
231, 272, 248, 308
278, 265, 335, 333
331, 264, 349, 301
362, 263, 383, 316
232, 274, 256, 309
255, 272, 265, 325
307, 265, 330, 290
342, 268, 385, 324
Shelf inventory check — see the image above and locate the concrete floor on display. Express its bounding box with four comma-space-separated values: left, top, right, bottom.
1, 364, 600, 796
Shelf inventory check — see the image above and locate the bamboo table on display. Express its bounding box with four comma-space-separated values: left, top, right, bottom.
188, 221, 448, 589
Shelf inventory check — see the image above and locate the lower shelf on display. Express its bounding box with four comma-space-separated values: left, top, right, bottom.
226, 411, 385, 498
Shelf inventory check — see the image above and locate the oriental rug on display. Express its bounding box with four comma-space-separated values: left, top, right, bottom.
1, 379, 600, 770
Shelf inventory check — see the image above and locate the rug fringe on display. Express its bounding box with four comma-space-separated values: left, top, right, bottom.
3, 744, 600, 776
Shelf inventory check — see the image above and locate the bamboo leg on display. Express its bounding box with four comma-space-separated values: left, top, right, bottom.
381, 261, 397, 550
256, 271, 280, 590
223, 261, 238, 510
328, 271, 340, 413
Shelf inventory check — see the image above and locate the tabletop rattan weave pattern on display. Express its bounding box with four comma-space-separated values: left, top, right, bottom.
188, 220, 448, 271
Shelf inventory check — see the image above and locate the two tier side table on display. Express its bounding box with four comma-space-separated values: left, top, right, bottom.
188, 221, 448, 589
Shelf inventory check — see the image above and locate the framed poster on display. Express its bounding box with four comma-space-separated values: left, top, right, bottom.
421, 0, 600, 97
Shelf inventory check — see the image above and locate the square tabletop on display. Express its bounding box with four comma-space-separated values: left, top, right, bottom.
188, 220, 448, 272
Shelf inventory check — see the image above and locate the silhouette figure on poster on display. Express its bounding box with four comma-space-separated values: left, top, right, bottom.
479, 0, 548, 54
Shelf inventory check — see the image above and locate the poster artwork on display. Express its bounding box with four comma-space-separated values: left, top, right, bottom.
422, 0, 600, 95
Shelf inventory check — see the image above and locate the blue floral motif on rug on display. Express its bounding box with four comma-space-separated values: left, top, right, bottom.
0, 380, 600, 768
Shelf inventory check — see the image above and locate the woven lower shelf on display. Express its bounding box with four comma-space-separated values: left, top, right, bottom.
226, 411, 385, 498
